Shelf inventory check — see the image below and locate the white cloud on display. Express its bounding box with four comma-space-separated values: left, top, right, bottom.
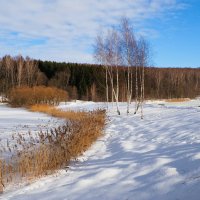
0, 0, 186, 63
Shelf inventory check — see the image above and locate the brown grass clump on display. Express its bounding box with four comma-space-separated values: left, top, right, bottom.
29, 104, 88, 121
165, 98, 190, 103
8, 86, 68, 107
0, 160, 4, 193
0, 107, 106, 192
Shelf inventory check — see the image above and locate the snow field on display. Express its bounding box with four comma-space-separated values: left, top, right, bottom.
0, 104, 64, 159
1, 99, 200, 199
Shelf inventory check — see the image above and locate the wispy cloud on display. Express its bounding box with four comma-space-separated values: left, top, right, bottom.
0, 0, 186, 63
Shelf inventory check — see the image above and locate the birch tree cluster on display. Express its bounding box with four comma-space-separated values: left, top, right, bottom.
0, 55, 46, 98
94, 18, 149, 117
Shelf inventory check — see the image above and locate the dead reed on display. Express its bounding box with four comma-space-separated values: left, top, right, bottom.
165, 98, 190, 103
8, 86, 68, 107
0, 107, 106, 193
29, 104, 89, 121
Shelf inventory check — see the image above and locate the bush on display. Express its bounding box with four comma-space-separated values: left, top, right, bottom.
8, 86, 68, 107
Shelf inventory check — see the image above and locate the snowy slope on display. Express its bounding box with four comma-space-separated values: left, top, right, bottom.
1, 100, 200, 200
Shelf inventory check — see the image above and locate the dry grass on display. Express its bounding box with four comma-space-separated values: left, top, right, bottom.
8, 86, 68, 107
0, 106, 106, 192
165, 98, 190, 103
29, 104, 88, 121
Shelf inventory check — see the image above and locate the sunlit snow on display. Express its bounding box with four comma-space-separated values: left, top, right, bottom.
1, 99, 200, 200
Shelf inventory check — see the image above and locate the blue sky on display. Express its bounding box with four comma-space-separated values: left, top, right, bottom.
0, 0, 199, 67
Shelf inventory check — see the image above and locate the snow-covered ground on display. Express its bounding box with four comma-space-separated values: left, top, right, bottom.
0, 104, 62, 136
1, 100, 200, 200
0, 104, 64, 157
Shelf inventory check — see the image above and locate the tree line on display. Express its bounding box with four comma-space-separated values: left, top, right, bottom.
0, 55, 200, 101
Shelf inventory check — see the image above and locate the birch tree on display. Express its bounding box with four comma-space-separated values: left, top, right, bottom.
16, 55, 24, 87
25, 57, 40, 87
94, 17, 149, 117
120, 17, 138, 114
94, 29, 121, 115
137, 38, 149, 118
94, 34, 109, 108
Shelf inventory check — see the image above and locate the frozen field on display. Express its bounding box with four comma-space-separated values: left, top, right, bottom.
0, 104, 63, 153
0, 104, 63, 135
1, 100, 200, 200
